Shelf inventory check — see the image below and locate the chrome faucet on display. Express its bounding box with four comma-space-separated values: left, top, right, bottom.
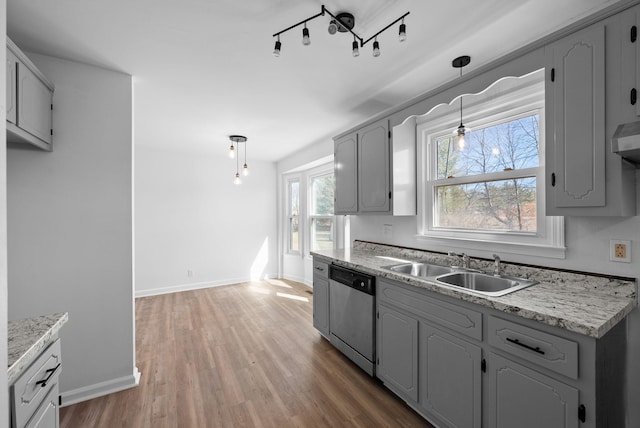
448, 251, 471, 269
492, 254, 501, 277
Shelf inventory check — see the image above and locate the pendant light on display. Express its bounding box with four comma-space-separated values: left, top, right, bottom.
452, 55, 471, 150
229, 135, 248, 184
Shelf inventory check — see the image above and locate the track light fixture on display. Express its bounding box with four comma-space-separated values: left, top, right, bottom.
352, 36, 359, 57
452, 55, 471, 150
273, 35, 281, 57
272, 5, 409, 58
228, 135, 248, 184
372, 37, 380, 57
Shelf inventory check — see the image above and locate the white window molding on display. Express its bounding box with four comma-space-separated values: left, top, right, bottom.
416, 71, 565, 259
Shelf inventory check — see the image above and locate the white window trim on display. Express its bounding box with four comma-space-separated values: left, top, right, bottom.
285, 175, 301, 255
416, 73, 565, 259
307, 166, 337, 254
282, 162, 341, 260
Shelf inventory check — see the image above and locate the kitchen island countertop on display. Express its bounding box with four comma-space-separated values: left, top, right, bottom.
312, 243, 636, 339
8, 312, 68, 384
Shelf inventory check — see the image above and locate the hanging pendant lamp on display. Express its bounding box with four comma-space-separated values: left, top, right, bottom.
452, 55, 471, 150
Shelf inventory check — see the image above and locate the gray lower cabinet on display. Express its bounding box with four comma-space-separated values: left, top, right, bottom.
312, 260, 330, 338
375, 276, 624, 428
376, 303, 418, 402
419, 323, 481, 428
488, 352, 579, 428
11, 339, 61, 428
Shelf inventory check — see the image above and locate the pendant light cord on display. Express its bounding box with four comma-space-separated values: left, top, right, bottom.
459, 68, 463, 127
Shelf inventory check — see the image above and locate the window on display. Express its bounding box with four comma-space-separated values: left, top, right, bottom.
287, 179, 300, 253
309, 173, 335, 251
418, 71, 564, 258
433, 113, 539, 232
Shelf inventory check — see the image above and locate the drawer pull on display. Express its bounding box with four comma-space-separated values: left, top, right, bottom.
506, 338, 545, 355
35, 364, 60, 388
314, 266, 325, 272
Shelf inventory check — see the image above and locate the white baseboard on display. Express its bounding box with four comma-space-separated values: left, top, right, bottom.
61, 367, 141, 407
135, 275, 279, 298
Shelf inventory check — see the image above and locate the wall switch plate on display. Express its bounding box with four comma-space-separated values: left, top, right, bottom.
610, 239, 631, 263
382, 224, 393, 239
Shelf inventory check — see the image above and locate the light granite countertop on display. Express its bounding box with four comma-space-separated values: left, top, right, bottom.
312, 242, 637, 339
8, 312, 68, 384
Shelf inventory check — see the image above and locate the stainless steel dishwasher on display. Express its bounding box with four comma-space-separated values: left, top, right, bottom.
328, 264, 376, 376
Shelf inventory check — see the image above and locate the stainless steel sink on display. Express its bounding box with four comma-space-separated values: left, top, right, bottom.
436, 272, 537, 297
383, 262, 454, 278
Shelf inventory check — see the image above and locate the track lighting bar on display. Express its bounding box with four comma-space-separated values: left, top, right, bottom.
361, 12, 410, 47
272, 5, 409, 57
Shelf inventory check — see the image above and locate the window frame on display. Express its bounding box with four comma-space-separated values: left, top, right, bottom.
308, 169, 336, 253
286, 176, 301, 255
416, 72, 565, 258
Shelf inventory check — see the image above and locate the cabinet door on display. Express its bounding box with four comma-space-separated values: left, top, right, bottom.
18, 62, 53, 145
6, 49, 17, 124
25, 385, 58, 428
376, 304, 418, 402
488, 353, 579, 428
334, 132, 358, 214
358, 119, 390, 213
419, 323, 482, 428
546, 24, 605, 211
312, 275, 330, 337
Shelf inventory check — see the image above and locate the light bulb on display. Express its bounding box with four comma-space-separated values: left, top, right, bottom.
352, 40, 360, 57
302, 26, 310, 46
373, 40, 380, 57
273, 40, 281, 57
399, 23, 407, 42
243, 163, 249, 176
457, 125, 466, 151
234, 173, 242, 185
228, 144, 235, 159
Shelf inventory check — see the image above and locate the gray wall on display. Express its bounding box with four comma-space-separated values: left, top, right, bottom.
6, 53, 135, 404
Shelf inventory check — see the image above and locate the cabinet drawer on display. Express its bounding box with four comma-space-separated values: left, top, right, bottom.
378, 279, 482, 341
312, 260, 329, 278
11, 339, 62, 428
488, 316, 578, 379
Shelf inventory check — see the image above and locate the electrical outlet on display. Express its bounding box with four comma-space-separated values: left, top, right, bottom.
610, 240, 631, 263
382, 224, 393, 239
187, 270, 193, 277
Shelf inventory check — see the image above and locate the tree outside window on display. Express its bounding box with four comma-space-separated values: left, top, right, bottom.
310, 174, 335, 251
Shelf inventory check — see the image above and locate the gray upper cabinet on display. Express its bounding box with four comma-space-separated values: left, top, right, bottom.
6, 37, 54, 151
6, 49, 17, 124
358, 119, 390, 213
488, 352, 579, 428
334, 118, 390, 215
545, 23, 606, 210
334, 132, 358, 214
546, 7, 638, 216
419, 323, 481, 428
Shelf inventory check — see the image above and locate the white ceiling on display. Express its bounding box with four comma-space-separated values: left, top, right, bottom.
7, 0, 618, 162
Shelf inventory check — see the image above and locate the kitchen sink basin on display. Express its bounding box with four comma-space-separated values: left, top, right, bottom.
436, 272, 537, 297
383, 262, 454, 278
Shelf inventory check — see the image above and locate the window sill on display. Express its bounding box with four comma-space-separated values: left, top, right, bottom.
416, 234, 566, 259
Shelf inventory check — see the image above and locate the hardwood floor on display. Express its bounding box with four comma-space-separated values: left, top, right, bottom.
60, 279, 432, 427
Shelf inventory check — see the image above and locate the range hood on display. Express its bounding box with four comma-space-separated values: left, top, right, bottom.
612, 120, 640, 167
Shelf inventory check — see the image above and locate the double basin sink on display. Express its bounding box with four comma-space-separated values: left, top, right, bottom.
382, 262, 537, 297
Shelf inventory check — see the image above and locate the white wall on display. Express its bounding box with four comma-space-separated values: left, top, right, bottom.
0, 0, 9, 422
6, 53, 136, 405
134, 145, 278, 296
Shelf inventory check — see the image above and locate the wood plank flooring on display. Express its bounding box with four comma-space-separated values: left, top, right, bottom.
60, 279, 432, 427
